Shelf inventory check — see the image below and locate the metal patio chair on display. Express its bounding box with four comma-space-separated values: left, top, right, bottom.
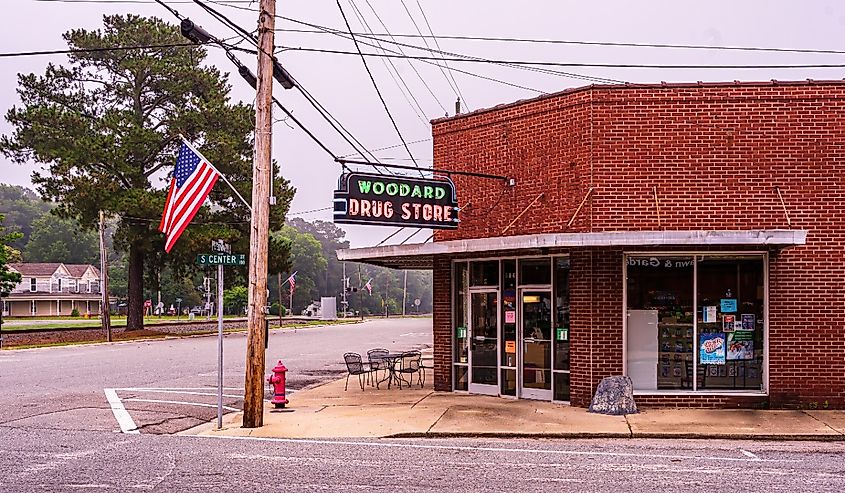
396, 350, 423, 389
343, 352, 374, 391
367, 348, 390, 389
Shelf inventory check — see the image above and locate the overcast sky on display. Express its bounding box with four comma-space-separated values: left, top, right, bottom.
2, 0, 845, 247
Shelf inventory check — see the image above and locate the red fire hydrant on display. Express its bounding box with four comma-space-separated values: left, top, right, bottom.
268, 360, 289, 408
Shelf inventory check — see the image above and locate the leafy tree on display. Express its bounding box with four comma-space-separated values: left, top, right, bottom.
272, 226, 326, 313
0, 184, 52, 250
288, 218, 349, 298
223, 285, 248, 315
0, 214, 23, 333
23, 213, 99, 264
1, 15, 293, 329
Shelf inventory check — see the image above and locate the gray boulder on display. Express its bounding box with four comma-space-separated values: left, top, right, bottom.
588, 376, 638, 415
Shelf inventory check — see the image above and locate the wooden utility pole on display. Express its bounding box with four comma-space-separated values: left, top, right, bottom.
243, 0, 276, 429
99, 210, 111, 342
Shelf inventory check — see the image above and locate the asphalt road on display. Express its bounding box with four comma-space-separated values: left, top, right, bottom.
2, 316, 844, 491
0, 317, 432, 434
1, 430, 843, 492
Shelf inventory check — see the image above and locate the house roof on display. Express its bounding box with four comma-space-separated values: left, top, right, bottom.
9, 263, 99, 278
65, 264, 99, 277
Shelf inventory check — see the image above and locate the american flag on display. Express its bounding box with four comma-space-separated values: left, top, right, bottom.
159, 140, 220, 252
288, 273, 296, 296
364, 279, 372, 296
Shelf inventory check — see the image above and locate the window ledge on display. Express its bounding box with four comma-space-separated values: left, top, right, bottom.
634, 390, 767, 397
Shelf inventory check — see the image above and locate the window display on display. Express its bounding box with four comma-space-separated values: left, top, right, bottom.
626, 254, 765, 392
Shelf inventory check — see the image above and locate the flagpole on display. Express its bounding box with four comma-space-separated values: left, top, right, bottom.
179, 135, 253, 212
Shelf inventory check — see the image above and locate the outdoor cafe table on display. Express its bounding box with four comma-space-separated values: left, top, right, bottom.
375, 353, 407, 389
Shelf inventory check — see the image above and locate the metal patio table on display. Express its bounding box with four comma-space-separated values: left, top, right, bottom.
375, 353, 407, 389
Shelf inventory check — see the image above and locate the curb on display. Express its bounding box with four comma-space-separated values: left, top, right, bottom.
384, 431, 845, 442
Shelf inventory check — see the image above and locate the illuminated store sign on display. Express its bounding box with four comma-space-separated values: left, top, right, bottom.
333, 172, 460, 229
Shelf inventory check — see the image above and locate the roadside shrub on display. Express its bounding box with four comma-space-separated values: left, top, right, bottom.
70, 308, 80, 317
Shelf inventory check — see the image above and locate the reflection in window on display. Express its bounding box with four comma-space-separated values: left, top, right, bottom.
626, 255, 766, 392
470, 261, 498, 286
519, 258, 551, 285
627, 257, 694, 390
696, 257, 764, 391
454, 262, 468, 364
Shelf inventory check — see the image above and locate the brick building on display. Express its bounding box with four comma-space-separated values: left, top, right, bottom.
339, 80, 845, 409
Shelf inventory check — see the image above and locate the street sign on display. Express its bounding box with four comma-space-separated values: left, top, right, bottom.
195, 253, 247, 266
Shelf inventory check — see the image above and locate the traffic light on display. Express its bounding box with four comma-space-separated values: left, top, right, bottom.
345, 287, 358, 293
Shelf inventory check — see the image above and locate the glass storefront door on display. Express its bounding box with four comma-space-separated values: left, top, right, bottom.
469, 290, 499, 395
519, 290, 553, 400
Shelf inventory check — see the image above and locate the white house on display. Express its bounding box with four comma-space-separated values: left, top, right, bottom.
3, 263, 103, 317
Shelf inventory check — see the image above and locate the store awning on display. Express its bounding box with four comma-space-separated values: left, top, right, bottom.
337, 229, 808, 269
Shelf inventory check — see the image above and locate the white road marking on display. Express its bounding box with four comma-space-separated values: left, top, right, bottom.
197, 435, 798, 463
124, 398, 239, 412
117, 387, 244, 391
119, 389, 244, 399
103, 389, 139, 434
740, 449, 760, 460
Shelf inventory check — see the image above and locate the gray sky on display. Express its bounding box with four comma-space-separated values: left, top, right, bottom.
2, 0, 845, 247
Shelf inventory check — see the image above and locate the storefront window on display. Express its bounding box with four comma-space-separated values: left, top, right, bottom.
519, 258, 551, 285
470, 261, 498, 286
626, 254, 766, 393
696, 257, 764, 391
626, 256, 694, 390
500, 260, 517, 396
453, 262, 468, 391
553, 257, 570, 401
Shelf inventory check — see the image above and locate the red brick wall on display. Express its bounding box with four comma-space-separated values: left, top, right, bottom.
432, 256, 452, 391
431, 82, 845, 408
569, 249, 625, 407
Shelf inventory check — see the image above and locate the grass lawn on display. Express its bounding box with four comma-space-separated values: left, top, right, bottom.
1, 315, 243, 332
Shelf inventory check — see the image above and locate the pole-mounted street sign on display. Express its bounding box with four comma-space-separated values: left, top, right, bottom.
196, 253, 247, 266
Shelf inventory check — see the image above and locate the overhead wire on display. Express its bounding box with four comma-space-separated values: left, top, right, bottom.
190, 0, 391, 174
29, 1, 845, 57
336, 0, 424, 177
208, 1, 548, 92
367, 0, 449, 114
347, 0, 429, 125
415, 0, 465, 107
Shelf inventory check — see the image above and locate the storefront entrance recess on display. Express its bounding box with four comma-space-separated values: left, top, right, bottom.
519, 290, 552, 400
469, 290, 498, 395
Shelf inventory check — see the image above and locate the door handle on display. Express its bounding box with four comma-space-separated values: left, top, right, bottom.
524, 337, 536, 343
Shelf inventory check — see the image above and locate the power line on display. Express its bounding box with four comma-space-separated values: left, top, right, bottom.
415, 0, 465, 107
189, 0, 391, 174
347, 0, 428, 125
0, 42, 205, 58
210, 1, 550, 93
29, 0, 845, 57
288, 206, 332, 216
278, 47, 845, 70
336, 0, 424, 176
369, 0, 449, 114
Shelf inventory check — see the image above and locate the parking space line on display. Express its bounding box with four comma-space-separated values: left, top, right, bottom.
103, 388, 139, 434
124, 398, 239, 412
119, 389, 244, 399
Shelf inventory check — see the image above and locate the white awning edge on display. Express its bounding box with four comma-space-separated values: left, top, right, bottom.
337, 229, 807, 269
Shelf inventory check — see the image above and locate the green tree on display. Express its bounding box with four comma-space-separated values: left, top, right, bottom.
0, 184, 52, 250
1, 15, 293, 329
23, 213, 99, 264
223, 285, 248, 315
0, 214, 23, 333
273, 226, 326, 313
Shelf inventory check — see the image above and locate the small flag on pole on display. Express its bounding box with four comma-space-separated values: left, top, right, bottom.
287, 272, 296, 296
159, 138, 220, 252
363, 279, 372, 296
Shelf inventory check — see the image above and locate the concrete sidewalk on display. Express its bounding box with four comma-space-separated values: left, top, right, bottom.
186, 370, 845, 441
